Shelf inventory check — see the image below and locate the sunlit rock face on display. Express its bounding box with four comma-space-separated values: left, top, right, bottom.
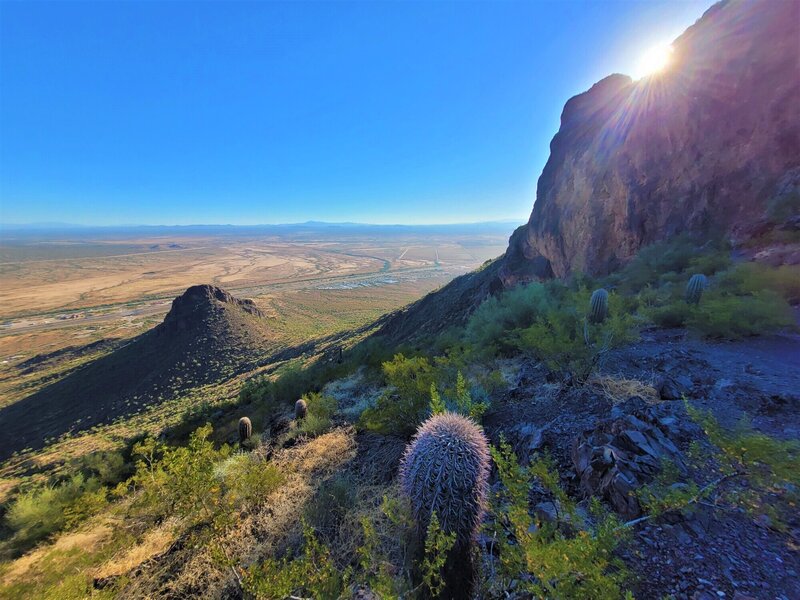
501, 0, 800, 283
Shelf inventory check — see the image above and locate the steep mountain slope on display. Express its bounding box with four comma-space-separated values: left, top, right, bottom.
501, 0, 800, 282
377, 0, 800, 344
0, 285, 272, 460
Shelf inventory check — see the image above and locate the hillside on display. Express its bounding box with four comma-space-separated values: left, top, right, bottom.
0, 285, 273, 460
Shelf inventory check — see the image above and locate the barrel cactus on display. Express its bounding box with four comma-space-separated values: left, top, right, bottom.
238, 416, 252, 443
295, 398, 307, 420
588, 288, 609, 324
399, 412, 490, 547
685, 274, 708, 304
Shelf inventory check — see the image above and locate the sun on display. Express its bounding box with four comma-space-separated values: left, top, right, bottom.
635, 43, 674, 79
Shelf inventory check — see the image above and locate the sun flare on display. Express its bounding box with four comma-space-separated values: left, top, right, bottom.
635, 43, 673, 79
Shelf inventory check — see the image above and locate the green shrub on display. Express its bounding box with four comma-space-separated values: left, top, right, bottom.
289, 392, 336, 438
645, 299, 692, 328
128, 424, 232, 523
608, 235, 729, 294
428, 372, 488, 421
243, 523, 350, 600
513, 288, 637, 382
214, 452, 284, 506
357, 512, 409, 599
304, 475, 356, 541
685, 290, 794, 338
429, 382, 446, 415
72, 450, 131, 486
359, 354, 436, 436
487, 442, 629, 599
464, 282, 555, 356
420, 512, 456, 598
640, 403, 800, 532
4, 474, 107, 555
716, 262, 800, 303
687, 403, 800, 488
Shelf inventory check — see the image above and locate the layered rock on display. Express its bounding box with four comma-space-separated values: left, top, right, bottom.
572, 408, 685, 518
501, 0, 800, 283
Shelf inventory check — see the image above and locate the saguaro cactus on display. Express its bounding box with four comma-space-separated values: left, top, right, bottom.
238, 416, 252, 443
589, 288, 609, 324
295, 398, 307, 420
685, 274, 708, 304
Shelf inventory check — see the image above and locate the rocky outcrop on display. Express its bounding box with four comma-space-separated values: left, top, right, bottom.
501, 0, 800, 283
159, 284, 263, 334
572, 407, 686, 518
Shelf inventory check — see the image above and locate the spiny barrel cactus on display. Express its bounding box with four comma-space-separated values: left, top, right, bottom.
589, 288, 609, 324
238, 416, 252, 443
685, 274, 708, 304
295, 398, 307, 420
399, 412, 490, 547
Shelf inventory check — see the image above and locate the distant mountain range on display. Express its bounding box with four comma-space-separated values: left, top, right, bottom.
0, 219, 523, 239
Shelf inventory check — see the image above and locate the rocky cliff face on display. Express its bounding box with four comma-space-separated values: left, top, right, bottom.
501, 0, 800, 283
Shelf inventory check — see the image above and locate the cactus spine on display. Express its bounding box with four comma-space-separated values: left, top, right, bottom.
400, 413, 490, 598
238, 416, 252, 443
588, 288, 609, 324
685, 274, 708, 304
295, 398, 307, 420
400, 412, 490, 546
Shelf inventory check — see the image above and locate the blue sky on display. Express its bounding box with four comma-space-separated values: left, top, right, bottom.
0, 0, 710, 226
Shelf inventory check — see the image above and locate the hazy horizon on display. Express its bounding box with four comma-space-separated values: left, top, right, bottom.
1, 217, 523, 229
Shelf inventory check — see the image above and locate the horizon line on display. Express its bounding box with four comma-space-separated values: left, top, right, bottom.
0, 218, 526, 230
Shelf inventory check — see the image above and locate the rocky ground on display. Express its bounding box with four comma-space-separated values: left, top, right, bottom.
483, 328, 800, 600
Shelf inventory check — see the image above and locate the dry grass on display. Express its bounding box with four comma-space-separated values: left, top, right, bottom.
92, 518, 179, 581
588, 374, 660, 404
117, 428, 359, 599
0, 518, 115, 587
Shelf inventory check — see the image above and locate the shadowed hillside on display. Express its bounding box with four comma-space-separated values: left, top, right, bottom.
0, 285, 273, 460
